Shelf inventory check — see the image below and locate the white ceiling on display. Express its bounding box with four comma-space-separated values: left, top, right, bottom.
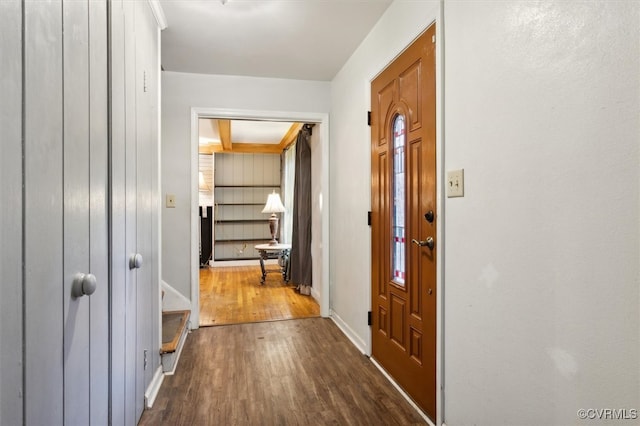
199, 118, 295, 145
159, 0, 393, 81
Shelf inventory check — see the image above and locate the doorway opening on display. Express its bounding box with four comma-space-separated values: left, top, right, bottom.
196, 118, 320, 326
189, 108, 330, 329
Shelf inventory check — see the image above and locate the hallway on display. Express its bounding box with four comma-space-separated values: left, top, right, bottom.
140, 318, 426, 425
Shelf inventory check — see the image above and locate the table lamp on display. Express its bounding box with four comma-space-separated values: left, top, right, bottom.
262, 191, 285, 245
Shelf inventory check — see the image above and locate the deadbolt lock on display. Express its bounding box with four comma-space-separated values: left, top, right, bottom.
424, 210, 434, 223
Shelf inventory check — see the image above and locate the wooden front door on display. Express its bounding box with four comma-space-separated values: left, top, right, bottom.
370, 24, 437, 420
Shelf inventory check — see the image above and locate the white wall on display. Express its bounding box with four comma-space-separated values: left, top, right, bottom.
331, 0, 639, 424
442, 1, 640, 425
162, 71, 330, 299
329, 0, 440, 352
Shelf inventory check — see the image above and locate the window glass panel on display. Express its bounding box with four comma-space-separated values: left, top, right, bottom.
392, 115, 406, 286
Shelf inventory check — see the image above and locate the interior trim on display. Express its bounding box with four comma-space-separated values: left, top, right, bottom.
189, 107, 330, 329
147, 0, 168, 30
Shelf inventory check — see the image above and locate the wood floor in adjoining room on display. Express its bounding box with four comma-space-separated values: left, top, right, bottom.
139, 318, 427, 426
199, 265, 320, 327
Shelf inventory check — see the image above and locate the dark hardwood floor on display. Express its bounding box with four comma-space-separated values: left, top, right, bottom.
139, 318, 426, 425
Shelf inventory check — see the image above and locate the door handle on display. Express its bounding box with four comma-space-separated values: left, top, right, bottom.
73, 273, 97, 297
129, 253, 143, 270
411, 237, 434, 250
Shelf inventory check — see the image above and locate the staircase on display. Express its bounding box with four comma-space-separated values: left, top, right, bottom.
160, 307, 190, 375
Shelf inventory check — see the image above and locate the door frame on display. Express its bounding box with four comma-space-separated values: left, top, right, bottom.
189, 107, 331, 328
368, 18, 445, 426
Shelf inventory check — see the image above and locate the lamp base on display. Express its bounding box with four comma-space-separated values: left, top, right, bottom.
268, 214, 279, 245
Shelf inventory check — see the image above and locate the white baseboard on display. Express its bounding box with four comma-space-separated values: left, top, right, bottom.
310, 286, 321, 304
144, 365, 164, 408
329, 310, 367, 354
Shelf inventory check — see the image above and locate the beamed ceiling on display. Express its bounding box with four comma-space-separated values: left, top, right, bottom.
198, 119, 303, 154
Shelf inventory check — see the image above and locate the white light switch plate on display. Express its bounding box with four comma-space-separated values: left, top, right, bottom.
447, 169, 464, 198
166, 194, 176, 208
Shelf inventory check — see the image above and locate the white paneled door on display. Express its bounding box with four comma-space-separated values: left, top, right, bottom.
0, 1, 24, 424
112, 1, 161, 423
62, 0, 110, 424
2, 0, 160, 423
23, 0, 109, 424
134, 0, 161, 420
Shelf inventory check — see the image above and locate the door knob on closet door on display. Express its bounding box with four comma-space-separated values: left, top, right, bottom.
129, 253, 143, 270
73, 273, 97, 297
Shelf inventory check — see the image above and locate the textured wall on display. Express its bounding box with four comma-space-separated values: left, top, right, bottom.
330, 1, 639, 424
443, 2, 640, 424
162, 71, 330, 299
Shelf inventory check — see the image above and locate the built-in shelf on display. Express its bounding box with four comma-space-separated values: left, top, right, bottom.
215, 238, 268, 244
215, 219, 265, 224
215, 203, 265, 206
214, 185, 280, 188
213, 153, 282, 262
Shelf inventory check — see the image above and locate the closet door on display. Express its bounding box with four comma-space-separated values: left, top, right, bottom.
23, 0, 109, 424
124, 0, 141, 421
110, 0, 136, 423
62, 0, 109, 424
87, 2, 110, 419
111, 1, 160, 423
134, 0, 161, 419
111, 0, 142, 423
23, 1, 65, 422
0, 1, 24, 424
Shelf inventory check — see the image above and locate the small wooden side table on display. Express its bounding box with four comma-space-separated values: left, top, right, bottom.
254, 243, 291, 285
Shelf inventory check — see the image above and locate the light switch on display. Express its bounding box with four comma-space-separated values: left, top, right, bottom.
447, 169, 464, 198
166, 194, 176, 208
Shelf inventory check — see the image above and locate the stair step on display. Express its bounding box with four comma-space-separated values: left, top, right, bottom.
161, 310, 189, 354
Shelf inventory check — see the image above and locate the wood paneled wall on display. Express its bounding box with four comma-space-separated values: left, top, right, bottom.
0, 0, 112, 423
0, 1, 24, 425
214, 153, 282, 260
199, 153, 214, 205
111, 1, 161, 423
0, 1, 161, 425
214, 152, 281, 186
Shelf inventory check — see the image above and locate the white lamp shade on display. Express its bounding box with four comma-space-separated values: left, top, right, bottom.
262, 191, 285, 213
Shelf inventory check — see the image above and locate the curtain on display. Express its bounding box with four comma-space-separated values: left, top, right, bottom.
290, 126, 312, 293
281, 143, 296, 245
